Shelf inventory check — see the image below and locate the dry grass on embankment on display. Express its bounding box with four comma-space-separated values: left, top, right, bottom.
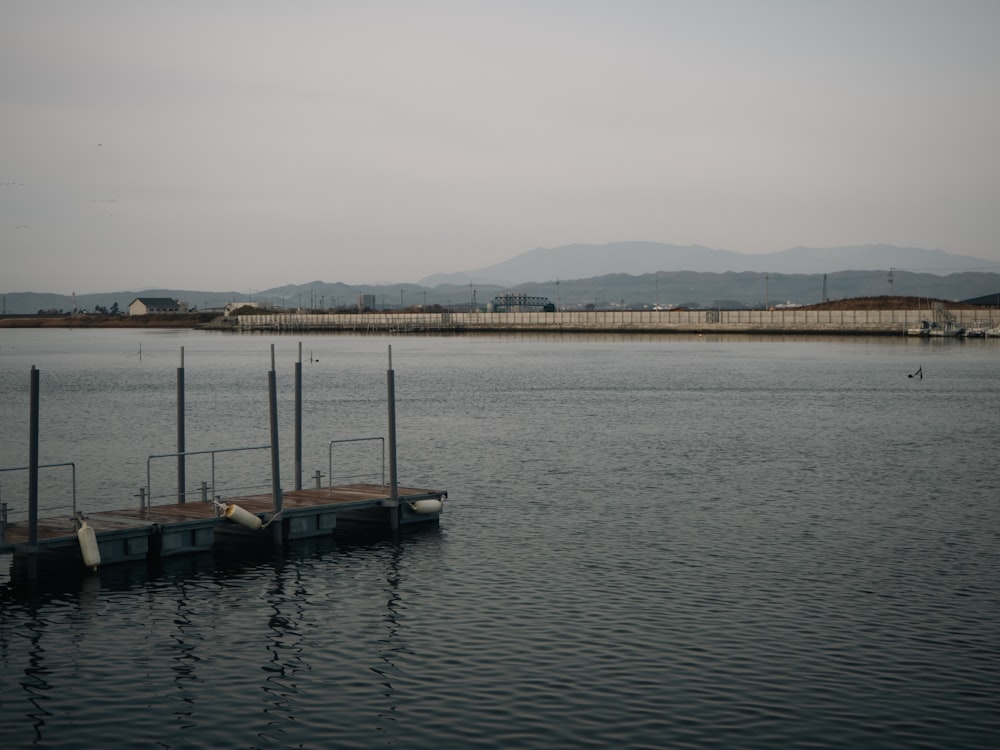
800, 296, 983, 311
0, 314, 212, 328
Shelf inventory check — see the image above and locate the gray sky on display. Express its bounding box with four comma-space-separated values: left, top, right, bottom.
3, 0, 999, 294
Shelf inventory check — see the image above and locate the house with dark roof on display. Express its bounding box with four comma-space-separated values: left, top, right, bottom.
128, 297, 188, 316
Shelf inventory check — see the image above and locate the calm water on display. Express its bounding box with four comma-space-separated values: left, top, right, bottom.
1, 329, 998, 749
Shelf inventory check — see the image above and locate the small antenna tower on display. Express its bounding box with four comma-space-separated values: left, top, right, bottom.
888, 267, 894, 295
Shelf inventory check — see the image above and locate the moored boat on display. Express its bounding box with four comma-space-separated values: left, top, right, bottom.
907, 319, 932, 336
961, 321, 988, 338
927, 321, 964, 337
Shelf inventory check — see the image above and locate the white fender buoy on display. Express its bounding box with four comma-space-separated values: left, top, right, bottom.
224, 503, 263, 531
77, 521, 101, 571
409, 498, 443, 515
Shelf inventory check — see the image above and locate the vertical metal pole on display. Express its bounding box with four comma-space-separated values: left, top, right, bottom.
386, 346, 399, 531
268, 345, 283, 545
295, 341, 302, 491
28, 366, 40, 546
177, 346, 186, 503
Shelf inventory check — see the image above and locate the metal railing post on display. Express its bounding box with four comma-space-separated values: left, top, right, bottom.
0, 461, 78, 522
328, 437, 386, 487
146, 445, 270, 505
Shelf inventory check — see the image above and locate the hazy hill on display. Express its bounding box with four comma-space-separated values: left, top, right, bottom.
419, 242, 1000, 286
4, 269, 1000, 316
3, 244, 999, 315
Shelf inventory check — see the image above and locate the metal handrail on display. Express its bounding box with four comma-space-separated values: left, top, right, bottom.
0, 462, 77, 516
147, 445, 270, 504
329, 437, 385, 488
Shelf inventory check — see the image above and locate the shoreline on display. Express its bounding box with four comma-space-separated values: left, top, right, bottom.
4, 310, 997, 336
0, 315, 204, 329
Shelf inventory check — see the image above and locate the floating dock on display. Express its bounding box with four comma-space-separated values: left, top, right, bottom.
0, 484, 446, 568
2, 344, 446, 581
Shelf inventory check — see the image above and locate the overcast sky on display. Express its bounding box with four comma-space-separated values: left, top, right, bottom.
3, 1, 999, 294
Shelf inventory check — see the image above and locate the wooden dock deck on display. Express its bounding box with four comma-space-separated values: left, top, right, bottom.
0, 484, 447, 566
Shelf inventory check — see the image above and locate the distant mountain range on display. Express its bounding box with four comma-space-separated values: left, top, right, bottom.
419, 242, 1000, 286
3, 244, 999, 315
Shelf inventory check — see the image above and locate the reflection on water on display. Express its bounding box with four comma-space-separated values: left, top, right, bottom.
22, 616, 50, 744
2, 526, 440, 749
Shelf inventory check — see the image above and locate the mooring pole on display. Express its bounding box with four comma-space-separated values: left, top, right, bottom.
386, 346, 400, 531
28, 366, 40, 548
177, 346, 186, 503
268, 344, 283, 545
294, 341, 302, 491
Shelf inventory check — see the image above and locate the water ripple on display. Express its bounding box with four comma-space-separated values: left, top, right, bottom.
2, 334, 999, 748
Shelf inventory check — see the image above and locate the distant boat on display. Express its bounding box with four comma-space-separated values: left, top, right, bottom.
907, 319, 933, 336
927, 321, 964, 337
907, 319, 965, 337
961, 322, 988, 338
908, 301, 964, 337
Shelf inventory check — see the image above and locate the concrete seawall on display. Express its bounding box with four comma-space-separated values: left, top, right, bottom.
235, 308, 1000, 335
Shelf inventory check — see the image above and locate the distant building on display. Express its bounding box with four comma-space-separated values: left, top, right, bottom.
128, 297, 188, 316
962, 291, 1000, 307
487, 293, 556, 313
357, 294, 377, 311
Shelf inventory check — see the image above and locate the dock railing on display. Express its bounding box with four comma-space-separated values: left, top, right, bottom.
0, 462, 77, 535
146, 445, 271, 507
328, 437, 385, 488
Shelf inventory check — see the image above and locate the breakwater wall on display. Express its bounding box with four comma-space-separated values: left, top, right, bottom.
235, 308, 999, 335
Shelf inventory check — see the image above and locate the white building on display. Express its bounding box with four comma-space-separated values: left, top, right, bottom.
128, 297, 188, 316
